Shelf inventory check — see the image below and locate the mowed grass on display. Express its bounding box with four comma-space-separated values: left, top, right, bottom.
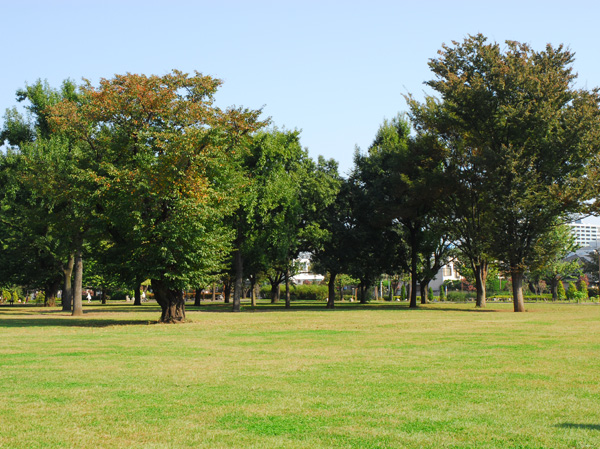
1, 301, 599, 448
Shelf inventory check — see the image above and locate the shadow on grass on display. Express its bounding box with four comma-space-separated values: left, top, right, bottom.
0, 301, 508, 328
556, 423, 600, 431
0, 317, 157, 328
186, 302, 505, 313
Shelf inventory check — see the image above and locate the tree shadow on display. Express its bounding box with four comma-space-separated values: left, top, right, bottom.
0, 317, 158, 328
556, 423, 600, 431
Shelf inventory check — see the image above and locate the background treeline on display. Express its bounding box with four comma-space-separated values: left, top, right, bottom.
2, 35, 600, 321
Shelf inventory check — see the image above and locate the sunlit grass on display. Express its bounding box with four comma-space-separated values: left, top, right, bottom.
1, 300, 599, 448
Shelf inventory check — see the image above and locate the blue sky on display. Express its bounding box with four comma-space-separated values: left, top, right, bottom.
2, 1, 599, 185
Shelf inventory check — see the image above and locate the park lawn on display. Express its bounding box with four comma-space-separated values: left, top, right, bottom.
0, 301, 599, 448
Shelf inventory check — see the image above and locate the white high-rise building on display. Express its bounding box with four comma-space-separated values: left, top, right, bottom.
568, 221, 600, 247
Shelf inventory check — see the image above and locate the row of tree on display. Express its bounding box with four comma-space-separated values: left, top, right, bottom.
2, 35, 600, 321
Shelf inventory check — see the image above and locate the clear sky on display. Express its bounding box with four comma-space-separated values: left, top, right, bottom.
2, 0, 599, 179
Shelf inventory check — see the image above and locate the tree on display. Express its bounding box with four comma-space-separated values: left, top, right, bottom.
0, 80, 84, 312
353, 115, 450, 308
528, 224, 580, 301
409, 34, 600, 311
48, 71, 266, 322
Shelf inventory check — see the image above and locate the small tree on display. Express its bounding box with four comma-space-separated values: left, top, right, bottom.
577, 276, 589, 298
400, 284, 406, 301
428, 286, 434, 302
557, 281, 566, 300
439, 285, 445, 301
566, 282, 578, 301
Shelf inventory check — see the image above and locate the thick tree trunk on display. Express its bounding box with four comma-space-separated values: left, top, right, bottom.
233, 250, 243, 312
420, 281, 428, 304
474, 263, 488, 308
101, 287, 107, 304
212, 282, 216, 302
72, 245, 83, 316
550, 278, 558, 301
511, 269, 526, 312
62, 253, 74, 311
270, 281, 280, 304
327, 273, 336, 309
194, 288, 202, 306
152, 279, 186, 323
134, 282, 142, 306
224, 280, 231, 303
359, 283, 368, 304
45, 279, 60, 307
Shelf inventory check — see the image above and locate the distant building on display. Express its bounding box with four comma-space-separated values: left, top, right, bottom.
429, 259, 463, 294
291, 252, 325, 285
568, 220, 600, 247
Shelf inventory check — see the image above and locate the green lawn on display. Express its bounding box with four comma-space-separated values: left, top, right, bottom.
1, 301, 599, 448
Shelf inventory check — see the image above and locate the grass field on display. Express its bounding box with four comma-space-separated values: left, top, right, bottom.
1, 300, 599, 448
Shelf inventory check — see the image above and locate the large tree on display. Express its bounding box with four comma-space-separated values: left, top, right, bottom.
353, 115, 450, 308
0, 80, 86, 313
48, 71, 266, 322
409, 34, 600, 311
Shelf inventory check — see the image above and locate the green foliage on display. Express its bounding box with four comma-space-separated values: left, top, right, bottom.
428, 287, 434, 302
439, 286, 445, 301
1, 289, 11, 303
408, 34, 600, 311
566, 282, 578, 301
400, 284, 406, 301
446, 291, 476, 302
557, 281, 566, 300
34, 291, 45, 304
259, 284, 328, 301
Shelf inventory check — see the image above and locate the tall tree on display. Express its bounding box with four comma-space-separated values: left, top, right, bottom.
0, 80, 86, 313
354, 115, 450, 308
48, 71, 266, 322
409, 34, 600, 311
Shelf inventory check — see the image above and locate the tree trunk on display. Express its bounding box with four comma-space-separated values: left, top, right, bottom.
511, 268, 526, 312
101, 287, 107, 304
285, 267, 291, 309
224, 280, 231, 303
550, 277, 558, 301
134, 282, 142, 306
270, 281, 280, 304
233, 250, 243, 312
420, 281, 428, 304
194, 288, 202, 306
152, 279, 186, 323
45, 279, 60, 307
62, 253, 74, 311
72, 245, 83, 317
212, 282, 216, 302
409, 227, 419, 308
327, 273, 336, 309
359, 283, 368, 304
474, 263, 488, 308
250, 275, 257, 307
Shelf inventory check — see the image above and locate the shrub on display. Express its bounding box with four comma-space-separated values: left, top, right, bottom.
34, 291, 45, 304
446, 291, 475, 302
566, 282, 578, 301
557, 281, 566, 300
578, 279, 589, 298
439, 288, 445, 301
111, 290, 133, 301
400, 285, 406, 301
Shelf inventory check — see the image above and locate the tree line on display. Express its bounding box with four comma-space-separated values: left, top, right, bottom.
1, 34, 600, 321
